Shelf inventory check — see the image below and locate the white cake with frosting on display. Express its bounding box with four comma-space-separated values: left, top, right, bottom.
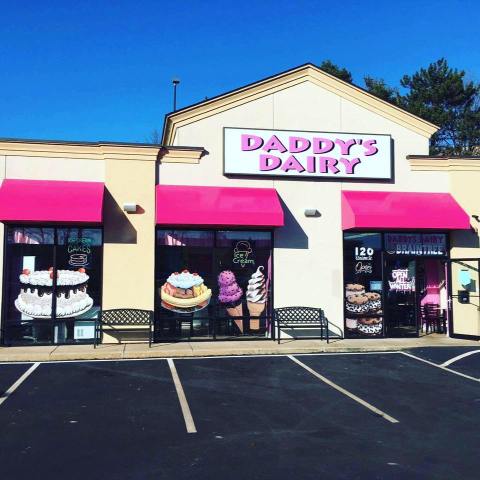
15, 269, 94, 318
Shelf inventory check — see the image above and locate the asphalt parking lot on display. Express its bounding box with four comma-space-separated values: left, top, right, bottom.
0, 347, 479, 480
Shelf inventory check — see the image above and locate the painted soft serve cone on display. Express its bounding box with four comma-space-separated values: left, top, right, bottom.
246, 266, 266, 329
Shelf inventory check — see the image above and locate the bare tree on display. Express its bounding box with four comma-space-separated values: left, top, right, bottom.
145, 129, 162, 145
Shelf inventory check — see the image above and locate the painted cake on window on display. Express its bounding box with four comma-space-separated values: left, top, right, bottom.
160, 270, 212, 313
15, 268, 94, 318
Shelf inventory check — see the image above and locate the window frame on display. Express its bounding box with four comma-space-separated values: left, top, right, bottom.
154, 227, 275, 340
1, 223, 104, 346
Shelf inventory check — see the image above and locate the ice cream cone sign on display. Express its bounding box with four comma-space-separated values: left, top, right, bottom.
233, 241, 255, 268
246, 266, 267, 330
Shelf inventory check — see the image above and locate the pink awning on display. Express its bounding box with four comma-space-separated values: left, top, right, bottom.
0, 179, 104, 223
156, 185, 284, 227
342, 190, 470, 230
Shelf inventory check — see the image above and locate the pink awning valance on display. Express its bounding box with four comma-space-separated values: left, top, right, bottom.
342, 190, 470, 230
156, 184, 284, 227
0, 179, 104, 223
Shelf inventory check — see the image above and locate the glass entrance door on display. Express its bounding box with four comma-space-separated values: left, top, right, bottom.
384, 257, 418, 337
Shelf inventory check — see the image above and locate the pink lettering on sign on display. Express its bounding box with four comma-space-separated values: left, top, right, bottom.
306, 156, 315, 173
241, 134, 263, 151
259, 154, 282, 171
335, 138, 357, 155
339, 157, 361, 174
281, 155, 305, 173
319, 157, 340, 174
289, 136, 311, 153
312, 137, 335, 154
363, 139, 378, 156
263, 135, 287, 153
230, 129, 390, 179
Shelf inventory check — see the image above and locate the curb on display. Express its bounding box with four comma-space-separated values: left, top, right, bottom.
1, 345, 407, 363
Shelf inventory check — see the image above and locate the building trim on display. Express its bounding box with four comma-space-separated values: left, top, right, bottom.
162, 63, 439, 144
0, 139, 162, 162
159, 147, 205, 164
409, 156, 480, 171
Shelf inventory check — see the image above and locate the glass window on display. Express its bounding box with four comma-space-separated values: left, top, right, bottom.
8, 227, 54, 245
157, 229, 214, 247
216, 230, 272, 248
57, 227, 103, 247
343, 233, 384, 338
155, 229, 273, 339
215, 231, 272, 337
3, 228, 55, 344
156, 230, 215, 338
2, 226, 102, 345
54, 228, 102, 342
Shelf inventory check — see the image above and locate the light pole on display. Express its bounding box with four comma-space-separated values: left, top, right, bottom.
172, 78, 180, 111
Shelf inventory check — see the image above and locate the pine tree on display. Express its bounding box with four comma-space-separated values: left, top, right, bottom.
319, 60, 353, 84
400, 59, 480, 155
364, 76, 401, 106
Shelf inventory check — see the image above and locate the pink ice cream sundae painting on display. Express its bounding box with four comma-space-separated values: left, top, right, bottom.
218, 270, 244, 332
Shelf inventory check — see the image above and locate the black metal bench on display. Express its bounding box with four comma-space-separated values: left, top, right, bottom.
94, 309, 154, 347
275, 307, 329, 344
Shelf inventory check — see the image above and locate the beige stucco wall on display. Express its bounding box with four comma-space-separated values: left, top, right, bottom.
448, 170, 480, 337
161, 80, 449, 335
102, 158, 156, 311
6, 156, 105, 181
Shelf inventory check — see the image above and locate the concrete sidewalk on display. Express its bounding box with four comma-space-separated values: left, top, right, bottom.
0, 334, 478, 362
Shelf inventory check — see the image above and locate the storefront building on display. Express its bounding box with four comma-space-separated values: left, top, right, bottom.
0, 64, 479, 345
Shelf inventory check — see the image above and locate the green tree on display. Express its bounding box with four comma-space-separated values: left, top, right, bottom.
364, 76, 400, 106
319, 60, 353, 83
400, 58, 480, 155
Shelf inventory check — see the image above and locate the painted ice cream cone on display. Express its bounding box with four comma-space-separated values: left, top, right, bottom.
226, 303, 244, 332
226, 303, 243, 317
218, 270, 244, 333
246, 266, 267, 330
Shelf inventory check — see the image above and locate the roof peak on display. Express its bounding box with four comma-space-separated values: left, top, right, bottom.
162, 63, 438, 144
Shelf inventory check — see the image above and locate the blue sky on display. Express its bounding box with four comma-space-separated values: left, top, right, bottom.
1, 0, 479, 144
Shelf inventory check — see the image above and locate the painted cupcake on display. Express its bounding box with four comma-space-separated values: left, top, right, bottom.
345, 294, 369, 314
365, 292, 381, 313
345, 283, 365, 297
357, 317, 382, 335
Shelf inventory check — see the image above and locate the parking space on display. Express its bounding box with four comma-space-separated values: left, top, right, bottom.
406, 346, 479, 365
406, 346, 480, 378
297, 353, 480, 426
0, 360, 192, 479
0, 350, 479, 479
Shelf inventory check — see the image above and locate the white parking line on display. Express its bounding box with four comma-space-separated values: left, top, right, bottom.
0, 362, 40, 407
167, 358, 197, 433
288, 355, 399, 424
401, 352, 480, 382
440, 350, 480, 367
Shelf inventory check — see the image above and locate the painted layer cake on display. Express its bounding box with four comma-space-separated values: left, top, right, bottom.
15, 269, 94, 318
